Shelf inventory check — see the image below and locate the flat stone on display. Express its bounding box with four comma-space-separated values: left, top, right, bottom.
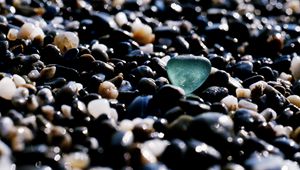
166, 55, 211, 94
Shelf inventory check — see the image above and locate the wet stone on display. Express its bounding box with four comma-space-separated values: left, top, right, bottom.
188, 112, 234, 152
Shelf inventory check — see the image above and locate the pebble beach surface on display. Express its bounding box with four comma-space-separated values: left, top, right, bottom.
1, 0, 300, 169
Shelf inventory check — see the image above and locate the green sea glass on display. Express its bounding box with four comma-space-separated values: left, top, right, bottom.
166, 55, 211, 94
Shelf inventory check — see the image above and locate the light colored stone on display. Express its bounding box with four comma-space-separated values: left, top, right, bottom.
98, 81, 119, 99
64, 152, 90, 169
279, 72, 292, 82
260, 108, 277, 122
91, 43, 107, 52
140, 44, 154, 54
53, 31, 79, 53
0, 117, 14, 137
287, 95, 300, 108
7, 28, 18, 41
0, 77, 17, 100
118, 119, 134, 132
87, 99, 111, 119
132, 19, 155, 45
238, 99, 258, 111
236, 88, 251, 98
142, 139, 170, 157
115, 12, 128, 27
290, 55, 300, 80
18, 23, 45, 40
12, 74, 26, 86
221, 95, 238, 111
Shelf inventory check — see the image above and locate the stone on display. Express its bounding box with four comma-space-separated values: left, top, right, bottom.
87, 99, 117, 121
166, 55, 211, 94
0, 77, 17, 100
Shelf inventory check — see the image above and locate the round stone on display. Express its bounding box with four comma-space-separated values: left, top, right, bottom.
0, 77, 17, 100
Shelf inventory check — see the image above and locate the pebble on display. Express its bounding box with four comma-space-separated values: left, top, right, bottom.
221, 95, 238, 111
287, 95, 300, 108
290, 55, 300, 80
98, 81, 119, 99
132, 19, 155, 45
236, 88, 251, 98
0, 77, 17, 100
238, 99, 258, 111
87, 99, 117, 121
18, 23, 45, 41
7, 28, 18, 41
53, 31, 79, 53
64, 152, 90, 169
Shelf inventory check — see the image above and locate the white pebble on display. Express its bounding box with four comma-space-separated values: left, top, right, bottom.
18, 23, 35, 40
18, 23, 44, 40
0, 77, 17, 100
115, 12, 128, 27
140, 43, 154, 54
28, 69, 40, 80
64, 152, 90, 169
41, 105, 55, 120
132, 19, 155, 45
132, 117, 144, 125
274, 125, 291, 137
0, 117, 14, 137
118, 119, 134, 132
260, 108, 277, 122
61, 105, 72, 118
29, 26, 45, 40
142, 139, 170, 157
7, 28, 18, 41
143, 117, 155, 129
91, 43, 108, 52
98, 81, 119, 99
53, 31, 79, 53
0, 140, 12, 170
87, 99, 111, 119
76, 83, 83, 93
290, 55, 300, 80
221, 95, 238, 111
279, 72, 292, 82
287, 95, 300, 108
249, 80, 268, 91
12, 74, 26, 86
236, 88, 251, 98
140, 147, 157, 163
238, 99, 258, 111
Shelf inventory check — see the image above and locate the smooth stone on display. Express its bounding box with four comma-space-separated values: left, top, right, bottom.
166, 55, 211, 94
291, 55, 300, 80
87, 99, 117, 121
188, 112, 234, 152
63, 152, 90, 169
0, 77, 17, 100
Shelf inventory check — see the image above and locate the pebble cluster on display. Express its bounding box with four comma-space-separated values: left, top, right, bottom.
1, 0, 300, 170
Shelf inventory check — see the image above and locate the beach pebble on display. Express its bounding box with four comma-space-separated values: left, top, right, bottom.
98, 81, 119, 99
53, 31, 79, 53
221, 95, 238, 111
0, 77, 17, 100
